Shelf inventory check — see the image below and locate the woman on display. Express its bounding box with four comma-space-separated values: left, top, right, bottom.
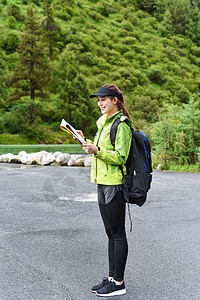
81, 84, 132, 297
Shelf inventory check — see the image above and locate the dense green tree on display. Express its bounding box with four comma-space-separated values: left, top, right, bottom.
150, 104, 187, 168
0, 51, 8, 108
129, 95, 159, 124
136, 0, 156, 13
7, 6, 51, 106
150, 99, 200, 168
179, 98, 200, 164
161, 8, 173, 33
50, 49, 98, 134
153, 0, 200, 43
173, 0, 191, 35
2, 99, 42, 135
42, 0, 61, 61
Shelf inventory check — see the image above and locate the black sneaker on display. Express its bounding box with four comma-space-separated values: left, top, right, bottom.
91, 277, 110, 293
96, 280, 126, 297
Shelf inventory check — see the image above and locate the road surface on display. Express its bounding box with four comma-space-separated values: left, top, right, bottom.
0, 163, 200, 300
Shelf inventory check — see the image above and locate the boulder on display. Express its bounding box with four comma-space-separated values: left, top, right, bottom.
25, 153, 37, 165
75, 157, 85, 166
1, 153, 14, 163
35, 150, 55, 165
18, 150, 27, 157
8, 154, 21, 163
84, 155, 92, 167
19, 153, 29, 164
68, 154, 84, 166
53, 151, 62, 159
18, 151, 28, 164
55, 153, 70, 165
18, 151, 36, 164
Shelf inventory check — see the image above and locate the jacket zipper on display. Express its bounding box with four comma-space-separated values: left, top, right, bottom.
95, 127, 103, 183
105, 163, 108, 176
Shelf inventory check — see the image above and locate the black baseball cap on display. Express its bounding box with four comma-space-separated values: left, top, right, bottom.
90, 86, 122, 101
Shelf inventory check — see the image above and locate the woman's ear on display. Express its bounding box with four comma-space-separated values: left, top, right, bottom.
113, 97, 118, 104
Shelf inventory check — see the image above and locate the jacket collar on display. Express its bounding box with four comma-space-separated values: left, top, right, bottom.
96, 110, 123, 129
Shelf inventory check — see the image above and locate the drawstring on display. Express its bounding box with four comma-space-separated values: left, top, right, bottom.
127, 202, 133, 232
120, 166, 133, 232
122, 181, 133, 232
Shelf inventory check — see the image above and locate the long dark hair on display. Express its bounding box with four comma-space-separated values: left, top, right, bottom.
102, 84, 130, 119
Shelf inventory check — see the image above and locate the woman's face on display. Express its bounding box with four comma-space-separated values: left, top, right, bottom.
97, 96, 118, 117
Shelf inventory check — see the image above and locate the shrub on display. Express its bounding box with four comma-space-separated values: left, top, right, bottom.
122, 36, 137, 45
176, 86, 190, 103
7, 3, 21, 21
96, 1, 117, 17
191, 46, 200, 58
6, 16, 16, 28
146, 67, 167, 84
88, 10, 103, 21
121, 20, 134, 31
1, 31, 19, 53
123, 51, 135, 60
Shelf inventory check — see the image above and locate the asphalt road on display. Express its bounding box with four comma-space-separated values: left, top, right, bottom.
0, 163, 200, 300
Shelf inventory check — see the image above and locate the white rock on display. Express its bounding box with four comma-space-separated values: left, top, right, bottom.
20, 154, 29, 164
84, 155, 92, 167
55, 153, 70, 165
68, 154, 83, 166
1, 153, 13, 163
8, 154, 21, 163
25, 153, 37, 165
75, 157, 85, 166
18, 151, 27, 157
53, 151, 62, 159
18, 151, 35, 164
0, 155, 3, 163
35, 151, 55, 165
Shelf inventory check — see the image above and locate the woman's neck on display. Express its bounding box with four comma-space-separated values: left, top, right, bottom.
107, 107, 119, 118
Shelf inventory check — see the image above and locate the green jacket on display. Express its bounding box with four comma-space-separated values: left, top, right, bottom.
90, 110, 132, 185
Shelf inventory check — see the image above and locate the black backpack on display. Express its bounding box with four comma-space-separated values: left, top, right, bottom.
110, 115, 153, 207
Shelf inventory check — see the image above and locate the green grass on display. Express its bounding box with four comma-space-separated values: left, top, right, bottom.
0, 133, 37, 145
0, 132, 74, 145
168, 164, 200, 173
0, 144, 84, 154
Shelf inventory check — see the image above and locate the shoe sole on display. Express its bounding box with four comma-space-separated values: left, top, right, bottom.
96, 288, 126, 297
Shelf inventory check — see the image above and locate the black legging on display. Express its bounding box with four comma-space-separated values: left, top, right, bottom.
98, 190, 128, 282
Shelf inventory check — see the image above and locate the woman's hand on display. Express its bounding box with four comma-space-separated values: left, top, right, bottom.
83, 143, 98, 154
73, 130, 84, 141
76, 130, 84, 137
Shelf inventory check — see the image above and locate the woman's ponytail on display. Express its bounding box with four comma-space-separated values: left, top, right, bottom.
102, 84, 130, 119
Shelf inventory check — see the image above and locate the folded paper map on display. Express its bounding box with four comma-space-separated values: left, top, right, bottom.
60, 119, 85, 144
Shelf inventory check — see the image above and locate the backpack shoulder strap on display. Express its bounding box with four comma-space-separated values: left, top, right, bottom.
110, 114, 132, 176
110, 114, 131, 148
110, 116, 122, 148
